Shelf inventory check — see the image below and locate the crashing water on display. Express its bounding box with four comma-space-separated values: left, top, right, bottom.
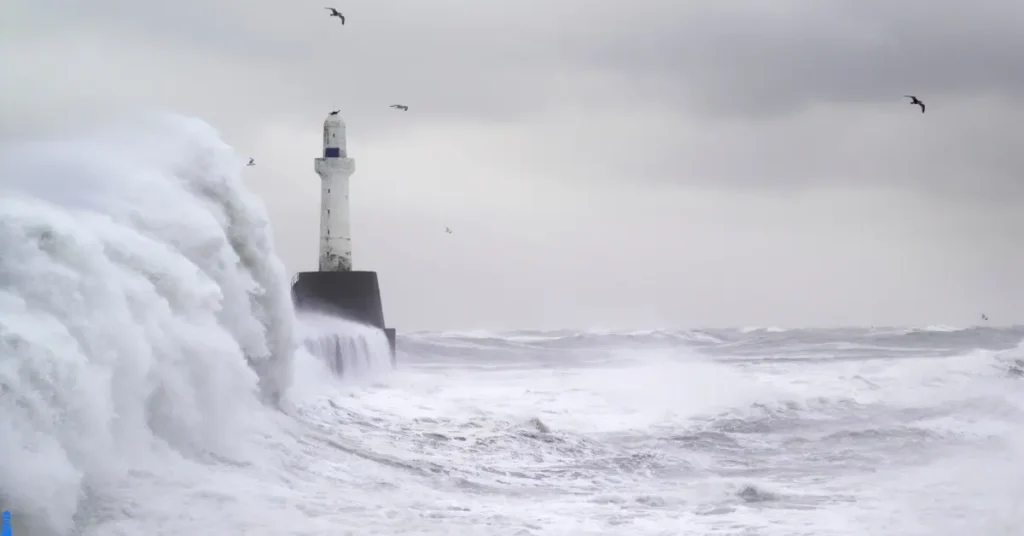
0, 115, 384, 535
0, 115, 301, 535
2, 117, 1024, 535
298, 312, 393, 378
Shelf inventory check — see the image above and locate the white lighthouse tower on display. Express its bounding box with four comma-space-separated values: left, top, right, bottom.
293, 111, 397, 359
314, 113, 355, 272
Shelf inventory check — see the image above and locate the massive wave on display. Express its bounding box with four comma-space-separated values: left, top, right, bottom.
0, 115, 297, 534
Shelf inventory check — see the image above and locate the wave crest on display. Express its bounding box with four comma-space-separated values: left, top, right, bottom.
0, 114, 296, 535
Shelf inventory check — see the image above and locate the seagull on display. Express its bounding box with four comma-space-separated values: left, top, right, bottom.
445, 226, 452, 234
903, 95, 925, 113
390, 104, 409, 111
329, 110, 339, 115
324, 7, 344, 24
246, 157, 255, 166
982, 313, 989, 321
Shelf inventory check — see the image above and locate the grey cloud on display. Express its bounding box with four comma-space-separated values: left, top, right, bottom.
7, 0, 1024, 197
570, 0, 1024, 118
11, 0, 584, 134
13, 0, 1024, 121
494, 99, 1024, 201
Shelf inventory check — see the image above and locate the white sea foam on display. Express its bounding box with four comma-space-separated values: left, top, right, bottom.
0, 114, 296, 534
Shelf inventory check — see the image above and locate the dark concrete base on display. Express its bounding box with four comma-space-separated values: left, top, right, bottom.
291, 270, 396, 359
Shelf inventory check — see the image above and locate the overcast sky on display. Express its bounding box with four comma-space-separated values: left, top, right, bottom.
5, 0, 1024, 330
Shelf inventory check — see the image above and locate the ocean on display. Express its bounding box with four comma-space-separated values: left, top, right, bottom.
1, 115, 1023, 535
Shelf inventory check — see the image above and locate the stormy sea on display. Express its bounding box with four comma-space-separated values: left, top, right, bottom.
2, 115, 1023, 536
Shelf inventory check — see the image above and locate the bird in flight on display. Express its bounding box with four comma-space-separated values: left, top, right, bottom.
329, 110, 340, 115
246, 157, 255, 166
324, 7, 344, 24
445, 226, 452, 234
390, 104, 409, 111
903, 95, 925, 113
982, 313, 989, 321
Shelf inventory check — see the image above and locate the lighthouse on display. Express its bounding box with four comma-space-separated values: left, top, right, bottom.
291, 112, 397, 359
315, 113, 355, 271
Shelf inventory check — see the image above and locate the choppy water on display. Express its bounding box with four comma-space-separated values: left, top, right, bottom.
328, 326, 1024, 535
1, 115, 1022, 535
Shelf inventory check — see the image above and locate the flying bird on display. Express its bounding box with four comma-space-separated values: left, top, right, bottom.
390, 104, 409, 111
329, 110, 339, 115
903, 95, 925, 113
445, 226, 452, 234
982, 313, 989, 321
324, 7, 344, 24
246, 157, 255, 166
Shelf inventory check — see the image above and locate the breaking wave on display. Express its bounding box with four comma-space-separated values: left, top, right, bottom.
0, 114, 298, 535
298, 312, 393, 378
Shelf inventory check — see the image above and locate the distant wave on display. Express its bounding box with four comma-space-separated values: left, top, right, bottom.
399, 326, 1024, 361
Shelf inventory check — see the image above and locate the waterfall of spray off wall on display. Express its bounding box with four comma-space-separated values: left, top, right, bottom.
297, 312, 394, 378
0, 113, 297, 535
